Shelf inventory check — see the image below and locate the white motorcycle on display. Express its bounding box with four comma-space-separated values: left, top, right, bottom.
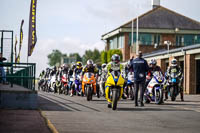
144, 71, 165, 104
49, 74, 56, 93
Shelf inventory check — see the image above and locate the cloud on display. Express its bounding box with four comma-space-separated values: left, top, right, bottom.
27, 37, 105, 76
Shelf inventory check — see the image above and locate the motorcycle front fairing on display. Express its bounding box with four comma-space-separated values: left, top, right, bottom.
146, 71, 164, 101
105, 71, 124, 103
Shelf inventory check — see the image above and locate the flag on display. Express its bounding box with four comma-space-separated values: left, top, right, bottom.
16, 19, 24, 63
28, 0, 37, 56
14, 35, 18, 63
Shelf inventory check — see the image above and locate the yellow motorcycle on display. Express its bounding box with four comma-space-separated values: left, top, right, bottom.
105, 70, 125, 110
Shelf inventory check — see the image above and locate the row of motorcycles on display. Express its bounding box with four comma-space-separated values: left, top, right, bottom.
38, 71, 98, 101
38, 68, 182, 110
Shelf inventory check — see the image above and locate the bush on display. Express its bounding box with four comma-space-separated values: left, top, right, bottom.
101, 51, 107, 64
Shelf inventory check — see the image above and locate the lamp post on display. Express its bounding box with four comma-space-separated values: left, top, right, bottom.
164, 41, 172, 57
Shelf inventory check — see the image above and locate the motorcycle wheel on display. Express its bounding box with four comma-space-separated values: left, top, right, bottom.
129, 86, 134, 100
170, 86, 176, 101
155, 89, 163, 104
53, 83, 57, 93
112, 89, 118, 110
144, 95, 150, 104
65, 85, 69, 95
87, 86, 92, 101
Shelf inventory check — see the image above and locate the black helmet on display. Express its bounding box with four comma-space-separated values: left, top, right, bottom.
42, 70, 45, 74
111, 54, 120, 64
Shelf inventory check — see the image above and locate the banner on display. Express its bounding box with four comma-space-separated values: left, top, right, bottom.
14, 35, 18, 63
16, 19, 24, 63
28, 0, 37, 56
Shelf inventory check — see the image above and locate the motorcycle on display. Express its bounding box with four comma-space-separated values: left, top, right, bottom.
74, 73, 83, 96
168, 71, 182, 101
56, 75, 63, 94
144, 71, 165, 104
105, 70, 125, 110
50, 74, 56, 93
68, 75, 75, 96
99, 70, 107, 97
61, 74, 69, 95
82, 72, 96, 101
124, 72, 134, 100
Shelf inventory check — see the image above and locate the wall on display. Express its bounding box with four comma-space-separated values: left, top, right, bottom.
122, 33, 130, 61
162, 34, 176, 45
185, 54, 196, 94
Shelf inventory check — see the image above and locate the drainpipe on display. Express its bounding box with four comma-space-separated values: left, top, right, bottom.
182, 49, 186, 93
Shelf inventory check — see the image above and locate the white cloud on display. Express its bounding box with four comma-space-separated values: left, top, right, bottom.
26, 37, 105, 76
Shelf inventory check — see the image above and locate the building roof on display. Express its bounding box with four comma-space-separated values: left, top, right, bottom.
143, 44, 200, 58
123, 6, 200, 30
102, 6, 200, 38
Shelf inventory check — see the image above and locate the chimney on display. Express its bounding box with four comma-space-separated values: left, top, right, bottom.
152, 0, 160, 9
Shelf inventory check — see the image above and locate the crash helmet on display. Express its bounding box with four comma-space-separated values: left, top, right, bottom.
42, 70, 45, 74
53, 66, 57, 71
171, 59, 177, 67
87, 59, 94, 67
101, 63, 107, 69
127, 60, 131, 68
111, 54, 120, 64
72, 63, 76, 69
76, 61, 83, 69
150, 59, 157, 66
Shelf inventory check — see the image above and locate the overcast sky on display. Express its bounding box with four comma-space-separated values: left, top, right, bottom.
0, 0, 200, 76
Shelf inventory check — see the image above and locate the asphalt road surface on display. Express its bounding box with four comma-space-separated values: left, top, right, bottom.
39, 91, 200, 133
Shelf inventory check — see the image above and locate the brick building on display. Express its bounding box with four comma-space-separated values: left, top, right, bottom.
101, 1, 200, 94
102, 5, 200, 61
143, 44, 200, 94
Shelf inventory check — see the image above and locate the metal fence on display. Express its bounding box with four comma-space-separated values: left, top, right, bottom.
0, 62, 36, 91
0, 30, 36, 91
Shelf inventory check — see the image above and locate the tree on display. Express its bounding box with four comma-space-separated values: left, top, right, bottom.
82, 49, 101, 64
69, 53, 82, 61
101, 51, 107, 64
47, 49, 63, 66
93, 49, 101, 63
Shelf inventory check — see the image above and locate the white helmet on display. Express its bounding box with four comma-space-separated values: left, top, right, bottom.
101, 63, 107, 69
171, 59, 177, 66
150, 59, 157, 65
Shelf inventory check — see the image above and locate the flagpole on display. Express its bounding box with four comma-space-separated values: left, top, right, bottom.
136, 16, 139, 55
131, 19, 134, 46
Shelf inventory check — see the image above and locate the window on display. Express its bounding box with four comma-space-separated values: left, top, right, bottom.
176, 35, 184, 46
140, 34, 152, 45
194, 35, 200, 44
109, 39, 113, 50
184, 35, 194, 46
129, 33, 152, 45
128, 32, 136, 46
176, 34, 200, 46
113, 37, 118, 49
118, 35, 124, 48
153, 34, 161, 45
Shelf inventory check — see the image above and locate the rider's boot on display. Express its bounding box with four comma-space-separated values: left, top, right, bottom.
164, 92, 168, 101
180, 92, 184, 101
107, 102, 112, 108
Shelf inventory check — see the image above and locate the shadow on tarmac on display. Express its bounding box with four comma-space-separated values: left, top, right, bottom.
117, 107, 191, 112
38, 96, 73, 111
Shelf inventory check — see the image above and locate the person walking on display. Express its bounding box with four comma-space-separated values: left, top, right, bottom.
131, 51, 149, 107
